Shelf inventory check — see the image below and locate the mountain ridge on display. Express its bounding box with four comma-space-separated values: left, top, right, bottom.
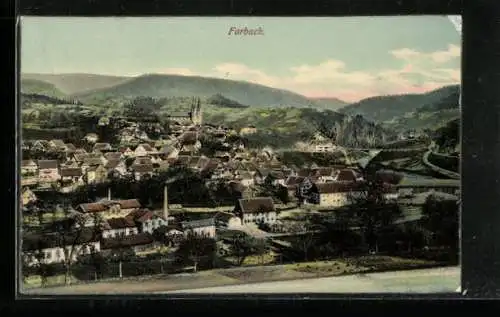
338, 84, 460, 123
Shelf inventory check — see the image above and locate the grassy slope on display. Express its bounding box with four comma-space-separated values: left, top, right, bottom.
73, 74, 320, 108
20, 79, 66, 98
22, 73, 131, 95
310, 97, 348, 111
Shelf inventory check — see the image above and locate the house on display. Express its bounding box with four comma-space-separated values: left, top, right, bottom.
60, 167, 84, 184
127, 209, 168, 234
234, 197, 277, 226
395, 178, 460, 196
155, 225, 184, 245
85, 164, 108, 184
267, 170, 287, 186
150, 155, 163, 164
48, 139, 67, 151
102, 217, 139, 239
236, 171, 254, 187
285, 176, 306, 199
239, 125, 257, 136
76, 199, 142, 219
21, 159, 38, 176
22, 228, 101, 266
93, 143, 112, 153
307, 182, 365, 208
37, 160, 60, 183
159, 145, 179, 159
104, 160, 127, 177
83, 133, 99, 143
100, 233, 159, 256
214, 212, 243, 229
64, 143, 77, 155
179, 132, 201, 152
313, 142, 337, 153
21, 187, 37, 206
333, 169, 363, 182
181, 218, 216, 238
314, 167, 336, 183
79, 154, 107, 170
133, 156, 152, 166
119, 147, 134, 157
134, 143, 155, 157
131, 164, 154, 181
32, 140, 48, 152
104, 152, 123, 161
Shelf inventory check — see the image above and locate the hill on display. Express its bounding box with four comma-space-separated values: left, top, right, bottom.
22, 73, 131, 95
310, 97, 348, 110
206, 94, 249, 108
201, 106, 396, 148
20, 79, 66, 98
339, 85, 460, 123
72, 74, 323, 108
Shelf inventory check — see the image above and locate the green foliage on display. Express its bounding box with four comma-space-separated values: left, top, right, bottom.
229, 233, 268, 266
421, 195, 459, 251
21, 79, 67, 98
207, 93, 249, 108
434, 118, 460, 153
175, 234, 217, 271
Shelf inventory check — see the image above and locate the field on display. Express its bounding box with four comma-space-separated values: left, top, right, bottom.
22, 255, 443, 293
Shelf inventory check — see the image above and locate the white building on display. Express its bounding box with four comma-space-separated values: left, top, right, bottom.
22, 229, 101, 266
181, 218, 216, 238
235, 197, 278, 226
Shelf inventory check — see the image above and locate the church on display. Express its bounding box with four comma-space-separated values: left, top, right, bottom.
167, 97, 203, 126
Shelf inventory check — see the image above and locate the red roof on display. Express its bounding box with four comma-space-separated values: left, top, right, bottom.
77, 202, 107, 213
127, 209, 155, 222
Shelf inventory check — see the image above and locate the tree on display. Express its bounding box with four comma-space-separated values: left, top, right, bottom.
290, 223, 323, 261
345, 165, 402, 253
53, 205, 103, 285
175, 233, 216, 272
108, 239, 134, 279
421, 195, 459, 253
22, 239, 52, 288
229, 233, 268, 266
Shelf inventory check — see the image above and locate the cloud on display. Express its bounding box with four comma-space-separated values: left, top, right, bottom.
160, 67, 196, 76
159, 44, 460, 102
390, 44, 460, 64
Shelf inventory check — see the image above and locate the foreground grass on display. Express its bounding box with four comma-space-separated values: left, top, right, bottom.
22, 255, 445, 292
23, 274, 79, 289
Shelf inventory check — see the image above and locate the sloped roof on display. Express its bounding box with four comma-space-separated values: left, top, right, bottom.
101, 233, 154, 249
60, 167, 83, 177
37, 160, 58, 170
237, 197, 275, 214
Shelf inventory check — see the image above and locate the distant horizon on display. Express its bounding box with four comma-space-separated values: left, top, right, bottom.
21, 16, 460, 102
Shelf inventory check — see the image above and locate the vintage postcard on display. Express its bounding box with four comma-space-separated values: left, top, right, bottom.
19, 16, 461, 294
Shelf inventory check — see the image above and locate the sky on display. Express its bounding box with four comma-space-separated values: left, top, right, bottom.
21, 16, 461, 102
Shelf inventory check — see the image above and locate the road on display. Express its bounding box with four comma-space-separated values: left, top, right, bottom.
159, 267, 460, 294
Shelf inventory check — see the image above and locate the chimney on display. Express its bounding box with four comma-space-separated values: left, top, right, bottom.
107, 187, 112, 201
163, 185, 169, 225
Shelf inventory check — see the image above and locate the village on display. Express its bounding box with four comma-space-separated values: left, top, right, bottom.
20, 97, 460, 288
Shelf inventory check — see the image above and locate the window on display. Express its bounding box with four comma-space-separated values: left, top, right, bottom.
55, 249, 61, 259
44, 251, 51, 260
